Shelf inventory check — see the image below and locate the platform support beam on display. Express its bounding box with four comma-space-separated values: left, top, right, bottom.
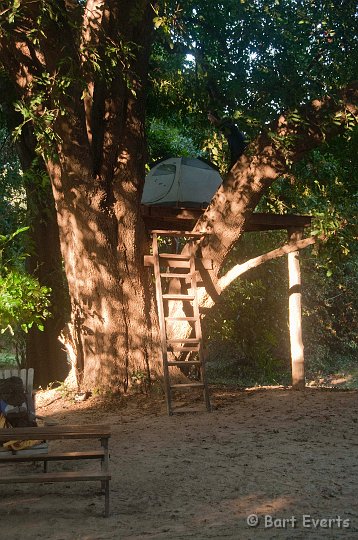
288, 228, 305, 390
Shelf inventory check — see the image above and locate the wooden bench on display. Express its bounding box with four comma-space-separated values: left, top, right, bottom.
0, 424, 111, 517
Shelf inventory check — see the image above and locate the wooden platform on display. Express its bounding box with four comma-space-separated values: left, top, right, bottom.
141, 205, 312, 232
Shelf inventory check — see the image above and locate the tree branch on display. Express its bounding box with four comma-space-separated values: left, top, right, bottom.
218, 236, 316, 293
194, 82, 358, 271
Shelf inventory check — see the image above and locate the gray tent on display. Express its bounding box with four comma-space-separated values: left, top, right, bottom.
141, 157, 222, 207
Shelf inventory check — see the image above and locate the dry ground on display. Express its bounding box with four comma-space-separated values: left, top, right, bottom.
1, 386, 358, 539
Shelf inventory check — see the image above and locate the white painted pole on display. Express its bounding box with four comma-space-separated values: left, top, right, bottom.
288, 229, 305, 390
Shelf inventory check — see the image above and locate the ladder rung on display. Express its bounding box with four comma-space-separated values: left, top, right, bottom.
168, 346, 200, 351
159, 254, 191, 260
144, 255, 213, 270
151, 230, 208, 237
160, 273, 193, 278
162, 294, 195, 300
167, 339, 199, 343
165, 317, 199, 322
167, 361, 201, 366
170, 383, 204, 389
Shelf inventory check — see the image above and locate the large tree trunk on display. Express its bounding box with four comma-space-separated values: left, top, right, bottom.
49, 156, 161, 390
0, 0, 161, 391
40, 0, 162, 391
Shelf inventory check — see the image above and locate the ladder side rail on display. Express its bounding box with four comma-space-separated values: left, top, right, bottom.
152, 233, 173, 415
189, 240, 211, 412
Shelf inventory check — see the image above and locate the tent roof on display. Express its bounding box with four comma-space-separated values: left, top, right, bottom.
141, 157, 222, 208
149, 156, 220, 171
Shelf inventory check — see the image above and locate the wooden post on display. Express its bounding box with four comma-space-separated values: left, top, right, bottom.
287, 228, 305, 390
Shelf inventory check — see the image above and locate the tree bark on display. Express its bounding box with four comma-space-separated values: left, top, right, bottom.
43, 70, 162, 390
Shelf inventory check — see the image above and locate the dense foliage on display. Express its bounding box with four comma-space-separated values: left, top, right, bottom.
0, 228, 51, 335
0, 123, 51, 340
149, 1, 358, 127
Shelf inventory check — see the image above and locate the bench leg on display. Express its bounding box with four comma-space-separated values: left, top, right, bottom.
100, 437, 110, 516
100, 457, 105, 491
104, 479, 110, 517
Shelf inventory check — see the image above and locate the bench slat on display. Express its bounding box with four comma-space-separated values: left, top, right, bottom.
0, 471, 111, 484
0, 424, 111, 442
0, 450, 105, 463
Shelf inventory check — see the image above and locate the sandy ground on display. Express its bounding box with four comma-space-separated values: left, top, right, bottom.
1, 386, 358, 540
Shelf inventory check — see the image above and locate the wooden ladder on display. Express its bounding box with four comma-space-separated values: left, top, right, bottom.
151, 230, 211, 415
